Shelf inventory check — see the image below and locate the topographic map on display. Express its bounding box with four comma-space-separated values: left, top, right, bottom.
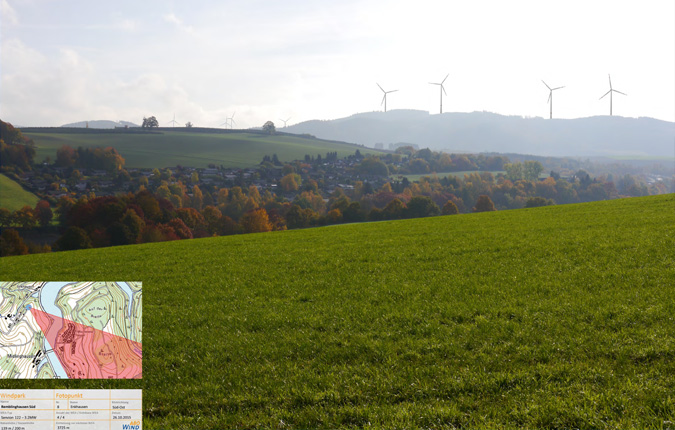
0, 282, 142, 379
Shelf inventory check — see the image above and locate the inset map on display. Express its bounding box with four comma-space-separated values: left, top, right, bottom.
0, 282, 142, 379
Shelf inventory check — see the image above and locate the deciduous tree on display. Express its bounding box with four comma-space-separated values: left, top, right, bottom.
142, 116, 159, 128
473, 195, 496, 212
240, 208, 273, 233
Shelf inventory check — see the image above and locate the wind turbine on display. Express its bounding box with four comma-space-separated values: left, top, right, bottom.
542, 80, 565, 119
168, 113, 179, 127
227, 112, 236, 129
279, 117, 291, 128
599, 74, 626, 116
377, 83, 398, 112
429, 74, 449, 114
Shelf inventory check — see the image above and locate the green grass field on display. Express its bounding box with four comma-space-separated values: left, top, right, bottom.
0, 174, 39, 211
2, 194, 674, 429
22, 128, 380, 168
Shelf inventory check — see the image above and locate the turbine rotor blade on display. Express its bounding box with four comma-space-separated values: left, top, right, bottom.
442, 86, 447, 95
608, 74, 612, 89
377, 83, 384, 92
542, 80, 551, 90
613, 90, 627, 96
441, 73, 449, 84
599, 90, 611, 100
381, 95, 386, 105
388, 89, 399, 93
547, 93, 551, 104
552, 86, 565, 91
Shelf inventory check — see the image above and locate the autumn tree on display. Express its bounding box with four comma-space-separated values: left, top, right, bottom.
56, 145, 77, 167
14, 206, 37, 229
0, 208, 11, 227
355, 158, 389, 176
34, 200, 53, 227
240, 208, 273, 233
383, 198, 406, 220
120, 209, 145, 243
0, 120, 36, 171
342, 202, 365, 223
442, 200, 459, 215
55, 226, 92, 251
523, 161, 544, 181
280, 173, 300, 192
525, 197, 555, 208
202, 205, 222, 234
405, 196, 440, 218
285, 204, 317, 229
473, 195, 496, 212
0, 229, 29, 256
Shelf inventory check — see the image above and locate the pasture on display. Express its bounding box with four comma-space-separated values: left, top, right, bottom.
22, 128, 380, 168
2, 194, 674, 429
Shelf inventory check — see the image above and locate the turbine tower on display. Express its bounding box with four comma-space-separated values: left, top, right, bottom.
279, 117, 291, 128
377, 83, 398, 112
429, 74, 449, 114
599, 74, 626, 116
542, 80, 565, 119
168, 113, 179, 127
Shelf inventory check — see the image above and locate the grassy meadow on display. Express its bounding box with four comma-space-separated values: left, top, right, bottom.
0, 173, 39, 211
22, 128, 380, 168
2, 194, 674, 429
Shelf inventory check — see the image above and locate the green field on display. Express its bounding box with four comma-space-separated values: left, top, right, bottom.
0, 174, 39, 211
2, 194, 674, 429
22, 128, 380, 168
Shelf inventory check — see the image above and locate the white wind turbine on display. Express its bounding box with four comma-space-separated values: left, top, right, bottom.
168, 113, 179, 127
542, 80, 565, 119
377, 83, 398, 112
599, 74, 626, 116
429, 74, 449, 114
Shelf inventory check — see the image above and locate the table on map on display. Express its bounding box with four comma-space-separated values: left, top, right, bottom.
0, 389, 141, 430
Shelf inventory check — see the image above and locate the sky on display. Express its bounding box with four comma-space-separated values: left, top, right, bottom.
1, 0, 674, 128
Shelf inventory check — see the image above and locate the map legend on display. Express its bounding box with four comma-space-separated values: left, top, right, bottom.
0, 389, 142, 430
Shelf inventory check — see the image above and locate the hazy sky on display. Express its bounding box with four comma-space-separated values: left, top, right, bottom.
1, 0, 673, 128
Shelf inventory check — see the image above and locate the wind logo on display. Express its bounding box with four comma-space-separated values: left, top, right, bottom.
122, 421, 141, 430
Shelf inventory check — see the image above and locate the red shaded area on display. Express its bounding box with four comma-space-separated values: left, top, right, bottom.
30, 308, 142, 379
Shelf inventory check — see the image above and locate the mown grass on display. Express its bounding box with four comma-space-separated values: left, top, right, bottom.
2, 194, 674, 429
22, 129, 378, 168
0, 173, 39, 211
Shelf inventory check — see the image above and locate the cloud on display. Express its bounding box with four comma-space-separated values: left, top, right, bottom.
1, 0, 18, 25
163, 12, 193, 34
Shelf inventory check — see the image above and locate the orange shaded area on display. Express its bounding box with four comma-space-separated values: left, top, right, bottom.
31, 308, 142, 379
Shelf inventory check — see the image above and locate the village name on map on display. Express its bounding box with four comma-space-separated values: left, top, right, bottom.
0, 282, 142, 379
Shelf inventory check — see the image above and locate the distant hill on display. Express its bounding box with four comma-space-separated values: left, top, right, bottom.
21, 128, 381, 168
61, 120, 139, 129
286, 110, 674, 157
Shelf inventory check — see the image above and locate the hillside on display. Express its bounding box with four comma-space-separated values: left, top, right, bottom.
21, 127, 381, 168
61, 120, 139, 128
2, 194, 673, 429
287, 110, 675, 158
0, 173, 39, 211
